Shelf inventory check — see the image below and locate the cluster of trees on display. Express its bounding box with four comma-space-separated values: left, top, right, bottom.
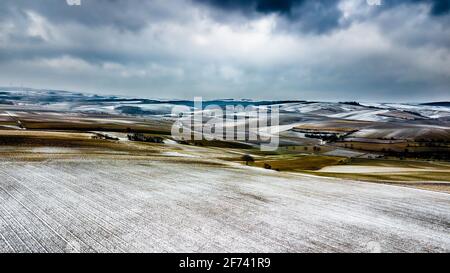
305, 133, 339, 142
92, 133, 119, 141
127, 133, 164, 143
380, 149, 450, 160
339, 101, 362, 106
414, 140, 450, 147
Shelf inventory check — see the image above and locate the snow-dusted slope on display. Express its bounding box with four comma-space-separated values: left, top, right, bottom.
0, 159, 448, 252
279, 101, 450, 121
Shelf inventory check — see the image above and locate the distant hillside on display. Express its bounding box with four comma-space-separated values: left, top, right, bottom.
1, 87, 450, 121
421, 102, 450, 107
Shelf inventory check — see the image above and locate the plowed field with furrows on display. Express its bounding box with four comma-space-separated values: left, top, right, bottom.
0, 160, 448, 253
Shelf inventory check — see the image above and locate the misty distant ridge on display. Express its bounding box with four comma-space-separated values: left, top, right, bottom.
0, 87, 448, 106
1, 87, 450, 123
421, 102, 450, 107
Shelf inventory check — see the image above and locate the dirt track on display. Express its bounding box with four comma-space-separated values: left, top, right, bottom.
0, 159, 448, 253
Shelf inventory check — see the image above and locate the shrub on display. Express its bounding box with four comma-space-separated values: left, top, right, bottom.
241, 154, 255, 165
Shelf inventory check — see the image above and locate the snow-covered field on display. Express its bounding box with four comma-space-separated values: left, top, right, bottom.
0, 159, 448, 253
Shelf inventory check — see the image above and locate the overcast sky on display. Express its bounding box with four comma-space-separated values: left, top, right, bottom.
0, 0, 449, 101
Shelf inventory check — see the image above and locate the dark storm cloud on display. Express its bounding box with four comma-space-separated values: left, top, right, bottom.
429, 0, 450, 15
388, 0, 450, 16
0, 0, 448, 33
195, 0, 297, 14
1, 0, 448, 34
197, 0, 450, 17
195, 0, 342, 33
196, 0, 450, 33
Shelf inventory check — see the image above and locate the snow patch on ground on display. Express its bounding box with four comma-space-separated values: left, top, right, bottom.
161, 152, 199, 158
31, 147, 79, 154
